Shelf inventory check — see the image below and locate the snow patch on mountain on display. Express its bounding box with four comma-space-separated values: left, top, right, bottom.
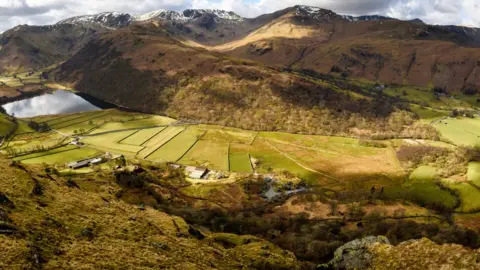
57, 12, 133, 28
342, 15, 392, 22
294, 5, 341, 21
133, 9, 244, 23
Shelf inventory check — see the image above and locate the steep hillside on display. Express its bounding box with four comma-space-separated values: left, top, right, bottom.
0, 24, 110, 74
191, 5, 480, 92
54, 23, 436, 138
0, 156, 300, 269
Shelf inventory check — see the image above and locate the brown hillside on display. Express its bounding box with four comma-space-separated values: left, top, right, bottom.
181, 7, 480, 92
54, 24, 436, 138
0, 24, 110, 74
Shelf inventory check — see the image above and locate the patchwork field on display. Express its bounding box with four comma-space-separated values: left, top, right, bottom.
137, 126, 185, 159
83, 130, 142, 154
6, 107, 480, 218
120, 127, 166, 146
147, 127, 205, 162
5, 109, 408, 189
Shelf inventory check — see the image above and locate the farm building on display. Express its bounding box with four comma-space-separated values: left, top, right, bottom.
169, 164, 182, 170
66, 157, 104, 169
66, 160, 91, 170
186, 166, 208, 179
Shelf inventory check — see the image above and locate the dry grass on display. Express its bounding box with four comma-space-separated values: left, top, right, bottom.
0, 155, 299, 269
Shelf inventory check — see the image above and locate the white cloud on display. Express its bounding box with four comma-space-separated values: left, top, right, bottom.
1, 0, 480, 33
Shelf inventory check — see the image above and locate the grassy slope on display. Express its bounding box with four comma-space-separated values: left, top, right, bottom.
179, 140, 229, 171
0, 114, 15, 137
0, 155, 299, 269
468, 162, 480, 186
445, 181, 480, 212
433, 117, 480, 147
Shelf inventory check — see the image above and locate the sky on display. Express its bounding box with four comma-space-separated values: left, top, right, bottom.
0, 0, 479, 33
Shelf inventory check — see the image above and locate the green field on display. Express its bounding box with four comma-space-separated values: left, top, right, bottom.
0, 115, 15, 136
49, 111, 111, 130
410, 105, 449, 124
14, 120, 35, 134
13, 145, 78, 161
147, 127, 205, 162
249, 140, 322, 184
91, 116, 175, 134
43, 111, 101, 126
83, 131, 142, 154
19, 147, 101, 165
137, 126, 185, 159
201, 126, 257, 144
120, 127, 165, 146
229, 144, 253, 173
385, 182, 458, 210
383, 86, 473, 109
179, 140, 229, 171
229, 153, 253, 173
467, 162, 480, 186
445, 181, 480, 212
433, 117, 480, 147
409, 166, 437, 182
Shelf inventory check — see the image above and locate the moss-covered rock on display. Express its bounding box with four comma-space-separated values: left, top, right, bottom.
319, 236, 390, 269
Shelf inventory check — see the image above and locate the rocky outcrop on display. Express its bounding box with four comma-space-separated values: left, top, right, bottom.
320, 236, 480, 270
370, 238, 480, 270
319, 236, 390, 269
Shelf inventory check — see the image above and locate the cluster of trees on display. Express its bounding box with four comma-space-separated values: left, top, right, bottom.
27, 121, 50, 132
167, 76, 437, 140
450, 109, 477, 118
397, 145, 478, 177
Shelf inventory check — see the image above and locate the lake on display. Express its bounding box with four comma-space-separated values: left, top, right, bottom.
1, 90, 113, 118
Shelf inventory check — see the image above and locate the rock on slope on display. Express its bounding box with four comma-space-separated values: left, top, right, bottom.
0, 156, 299, 269
321, 236, 480, 270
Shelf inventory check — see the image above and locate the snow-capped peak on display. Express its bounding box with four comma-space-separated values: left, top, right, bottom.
57, 12, 133, 28
294, 5, 340, 21
133, 10, 184, 21
341, 15, 392, 22
133, 9, 244, 22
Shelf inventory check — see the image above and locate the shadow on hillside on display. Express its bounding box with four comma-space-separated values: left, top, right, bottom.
55, 38, 172, 114
270, 77, 395, 118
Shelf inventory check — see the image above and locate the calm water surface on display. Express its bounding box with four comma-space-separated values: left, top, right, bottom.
1, 90, 101, 118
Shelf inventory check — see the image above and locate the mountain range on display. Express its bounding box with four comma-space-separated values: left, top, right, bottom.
3, 5, 480, 92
